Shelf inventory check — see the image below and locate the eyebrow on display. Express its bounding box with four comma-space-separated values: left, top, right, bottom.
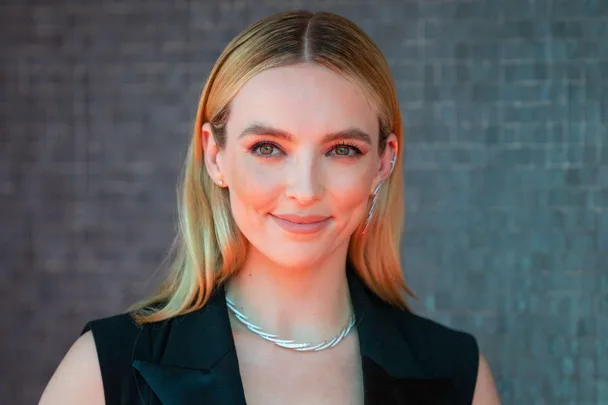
237, 122, 373, 145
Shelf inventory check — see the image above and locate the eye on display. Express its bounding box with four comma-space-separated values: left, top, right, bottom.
248, 141, 363, 159
249, 141, 282, 157
328, 142, 363, 157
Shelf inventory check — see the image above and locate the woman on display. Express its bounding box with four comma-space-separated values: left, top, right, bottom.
39, 10, 500, 405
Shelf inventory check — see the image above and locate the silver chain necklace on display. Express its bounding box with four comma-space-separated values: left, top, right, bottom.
225, 296, 356, 352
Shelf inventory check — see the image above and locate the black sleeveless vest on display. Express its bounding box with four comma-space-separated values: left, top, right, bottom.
82, 264, 479, 405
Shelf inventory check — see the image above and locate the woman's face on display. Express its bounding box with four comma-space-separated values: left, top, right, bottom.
203, 63, 397, 269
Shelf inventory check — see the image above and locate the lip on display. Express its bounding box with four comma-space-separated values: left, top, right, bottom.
270, 214, 331, 235
272, 214, 330, 224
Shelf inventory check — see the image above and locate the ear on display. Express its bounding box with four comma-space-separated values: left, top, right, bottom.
369, 133, 398, 195
201, 122, 226, 187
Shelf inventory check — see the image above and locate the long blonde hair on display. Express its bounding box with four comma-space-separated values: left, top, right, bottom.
130, 10, 414, 324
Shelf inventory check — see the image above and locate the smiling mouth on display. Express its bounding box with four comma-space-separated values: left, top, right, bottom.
271, 214, 331, 224
269, 214, 331, 234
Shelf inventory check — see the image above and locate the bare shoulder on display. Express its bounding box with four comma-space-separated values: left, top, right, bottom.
38, 331, 105, 405
472, 352, 501, 405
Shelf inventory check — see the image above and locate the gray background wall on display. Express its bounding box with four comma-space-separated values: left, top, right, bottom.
1, 0, 606, 404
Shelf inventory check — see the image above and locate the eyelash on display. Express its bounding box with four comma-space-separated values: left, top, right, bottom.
248, 141, 364, 159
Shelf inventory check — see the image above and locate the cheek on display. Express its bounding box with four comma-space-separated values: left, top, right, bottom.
228, 159, 282, 211
326, 166, 374, 213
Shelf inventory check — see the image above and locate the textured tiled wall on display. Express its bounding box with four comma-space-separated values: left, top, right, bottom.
1, 1, 606, 404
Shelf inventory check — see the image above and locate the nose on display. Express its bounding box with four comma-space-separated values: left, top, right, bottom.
284, 152, 324, 205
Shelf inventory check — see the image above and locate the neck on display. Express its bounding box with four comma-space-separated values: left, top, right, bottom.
224, 244, 353, 343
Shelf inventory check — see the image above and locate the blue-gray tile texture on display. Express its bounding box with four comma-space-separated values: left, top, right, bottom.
0, 1, 606, 404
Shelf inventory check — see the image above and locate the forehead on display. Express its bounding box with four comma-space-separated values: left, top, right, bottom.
227, 63, 379, 139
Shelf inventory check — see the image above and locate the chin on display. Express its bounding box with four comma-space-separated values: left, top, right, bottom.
267, 250, 326, 269
253, 241, 332, 270
241, 219, 351, 269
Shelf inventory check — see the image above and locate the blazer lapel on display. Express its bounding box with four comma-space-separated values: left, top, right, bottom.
131, 261, 453, 405
347, 263, 454, 404
131, 289, 247, 405
362, 357, 452, 404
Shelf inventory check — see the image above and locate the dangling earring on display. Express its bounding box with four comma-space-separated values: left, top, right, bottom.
362, 182, 382, 234
361, 154, 397, 234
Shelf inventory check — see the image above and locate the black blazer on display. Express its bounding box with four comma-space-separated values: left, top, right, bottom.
82, 262, 479, 405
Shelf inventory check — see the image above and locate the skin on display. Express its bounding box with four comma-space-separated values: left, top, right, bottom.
38, 62, 500, 404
